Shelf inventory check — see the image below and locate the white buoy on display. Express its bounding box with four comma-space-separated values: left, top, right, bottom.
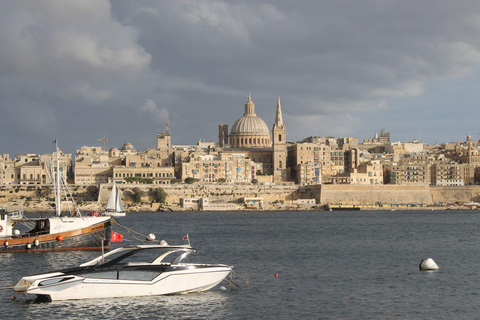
159, 239, 168, 246
146, 233, 156, 241
419, 258, 439, 271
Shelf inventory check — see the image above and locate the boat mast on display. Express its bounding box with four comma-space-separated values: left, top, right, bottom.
55, 139, 61, 216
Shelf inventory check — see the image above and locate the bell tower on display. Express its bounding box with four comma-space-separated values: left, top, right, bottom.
272, 96, 287, 182
156, 121, 171, 153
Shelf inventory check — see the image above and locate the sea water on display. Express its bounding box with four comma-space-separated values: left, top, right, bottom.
1, 210, 480, 319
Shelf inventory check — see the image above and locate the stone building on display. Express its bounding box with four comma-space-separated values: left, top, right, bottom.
0, 154, 15, 185
388, 163, 430, 185
181, 153, 256, 184
287, 142, 321, 185
74, 146, 123, 185
348, 160, 384, 185
430, 163, 475, 186
113, 165, 174, 185
385, 141, 424, 155
1, 152, 71, 185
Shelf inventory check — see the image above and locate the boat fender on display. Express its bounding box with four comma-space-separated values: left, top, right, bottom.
56, 235, 63, 241
4, 241, 8, 247
419, 258, 439, 271
26, 243, 32, 250
146, 233, 156, 241
34, 239, 40, 246
159, 239, 168, 246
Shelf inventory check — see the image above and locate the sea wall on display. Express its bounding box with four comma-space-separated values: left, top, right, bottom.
107, 184, 302, 205
320, 185, 432, 205
430, 186, 480, 203
320, 184, 480, 206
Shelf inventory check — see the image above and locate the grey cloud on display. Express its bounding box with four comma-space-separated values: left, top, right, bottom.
2, 0, 480, 156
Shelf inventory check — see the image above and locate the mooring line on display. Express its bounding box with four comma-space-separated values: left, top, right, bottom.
112, 218, 150, 244
229, 270, 260, 292
0, 286, 14, 291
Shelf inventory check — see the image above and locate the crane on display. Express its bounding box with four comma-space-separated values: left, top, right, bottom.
97, 137, 107, 151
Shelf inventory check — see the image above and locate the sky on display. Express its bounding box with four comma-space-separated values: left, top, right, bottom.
2, 0, 480, 156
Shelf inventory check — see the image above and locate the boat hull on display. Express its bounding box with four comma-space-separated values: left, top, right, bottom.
104, 212, 126, 217
0, 220, 112, 253
16, 266, 231, 301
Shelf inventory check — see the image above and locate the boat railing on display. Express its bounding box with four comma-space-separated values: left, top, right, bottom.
21, 230, 49, 238
8, 210, 24, 220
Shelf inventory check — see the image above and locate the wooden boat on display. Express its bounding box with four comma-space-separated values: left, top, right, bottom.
0, 140, 112, 252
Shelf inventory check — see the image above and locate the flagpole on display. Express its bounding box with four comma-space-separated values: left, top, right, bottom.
183, 234, 190, 246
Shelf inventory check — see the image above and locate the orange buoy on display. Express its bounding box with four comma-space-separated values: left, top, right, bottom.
56, 235, 63, 241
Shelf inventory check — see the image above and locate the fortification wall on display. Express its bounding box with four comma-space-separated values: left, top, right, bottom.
2, 183, 480, 213
109, 184, 300, 205
320, 185, 432, 205
320, 184, 480, 205
430, 186, 480, 203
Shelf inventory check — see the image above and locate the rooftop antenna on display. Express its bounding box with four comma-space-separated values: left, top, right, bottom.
166, 120, 170, 135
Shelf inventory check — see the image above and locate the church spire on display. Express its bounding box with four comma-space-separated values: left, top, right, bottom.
275, 95, 284, 128
272, 95, 287, 183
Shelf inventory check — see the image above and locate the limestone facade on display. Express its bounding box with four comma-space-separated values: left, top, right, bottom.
182, 153, 256, 183
113, 165, 174, 184
0, 152, 71, 185
430, 163, 475, 186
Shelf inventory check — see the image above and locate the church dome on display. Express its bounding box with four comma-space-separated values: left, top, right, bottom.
230, 114, 270, 135
121, 142, 135, 151
229, 94, 271, 148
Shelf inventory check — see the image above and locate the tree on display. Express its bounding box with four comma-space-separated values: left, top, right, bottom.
132, 187, 145, 203
35, 186, 52, 199
184, 177, 196, 184
251, 178, 259, 184
152, 188, 167, 203
218, 178, 226, 183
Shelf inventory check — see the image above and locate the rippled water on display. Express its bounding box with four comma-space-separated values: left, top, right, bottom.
1, 210, 480, 319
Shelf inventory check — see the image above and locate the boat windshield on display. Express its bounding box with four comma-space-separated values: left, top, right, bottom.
83, 246, 195, 267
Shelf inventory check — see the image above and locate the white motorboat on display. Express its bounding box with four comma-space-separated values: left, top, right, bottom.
13, 244, 232, 301
103, 181, 126, 217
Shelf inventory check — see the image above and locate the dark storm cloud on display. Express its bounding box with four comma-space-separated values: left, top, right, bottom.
2, 1, 480, 156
